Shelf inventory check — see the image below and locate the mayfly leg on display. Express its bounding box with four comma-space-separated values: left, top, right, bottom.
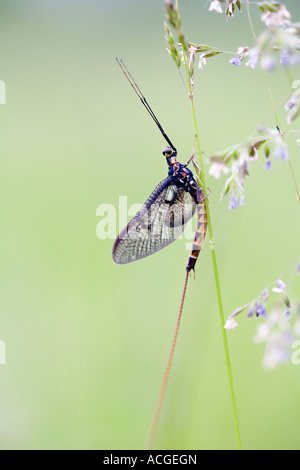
182, 154, 195, 167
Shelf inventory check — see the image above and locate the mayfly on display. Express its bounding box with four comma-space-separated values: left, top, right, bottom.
112, 58, 207, 273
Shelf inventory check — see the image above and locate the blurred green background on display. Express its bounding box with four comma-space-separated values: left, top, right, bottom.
0, 0, 300, 450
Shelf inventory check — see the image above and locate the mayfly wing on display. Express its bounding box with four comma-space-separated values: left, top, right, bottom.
112, 178, 196, 265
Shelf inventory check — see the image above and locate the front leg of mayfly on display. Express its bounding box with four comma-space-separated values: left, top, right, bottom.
182, 154, 195, 168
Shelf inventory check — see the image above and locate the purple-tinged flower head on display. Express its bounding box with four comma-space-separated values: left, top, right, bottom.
255, 303, 267, 319
285, 93, 299, 110
285, 92, 300, 124
258, 125, 291, 163
261, 4, 291, 28
245, 47, 260, 69
257, 124, 278, 138
229, 56, 242, 66
228, 194, 240, 210
280, 49, 290, 66
230, 46, 249, 67
247, 302, 255, 319
224, 304, 247, 330
272, 279, 291, 309
262, 341, 291, 370
280, 49, 300, 67
253, 306, 296, 370
208, 160, 230, 179
261, 140, 272, 168
224, 259, 300, 369
277, 279, 287, 291
208, 136, 270, 210
288, 52, 299, 67
260, 54, 276, 72
262, 288, 269, 304
274, 144, 289, 161
272, 280, 285, 293
263, 159, 272, 170
283, 309, 291, 320
297, 264, 300, 275
219, 149, 248, 210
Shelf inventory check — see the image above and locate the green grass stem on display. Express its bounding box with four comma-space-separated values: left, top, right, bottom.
177, 0, 242, 451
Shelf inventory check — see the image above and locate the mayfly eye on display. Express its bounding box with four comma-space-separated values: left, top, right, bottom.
163, 147, 173, 157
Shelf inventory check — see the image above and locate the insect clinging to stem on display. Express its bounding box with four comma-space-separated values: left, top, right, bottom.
112, 58, 208, 273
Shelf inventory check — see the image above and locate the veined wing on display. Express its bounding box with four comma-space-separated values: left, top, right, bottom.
112, 177, 196, 264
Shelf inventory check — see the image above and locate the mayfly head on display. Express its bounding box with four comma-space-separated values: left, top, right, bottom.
163, 146, 177, 165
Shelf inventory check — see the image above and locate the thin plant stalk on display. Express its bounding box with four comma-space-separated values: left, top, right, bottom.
170, 0, 243, 450
181, 46, 242, 450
